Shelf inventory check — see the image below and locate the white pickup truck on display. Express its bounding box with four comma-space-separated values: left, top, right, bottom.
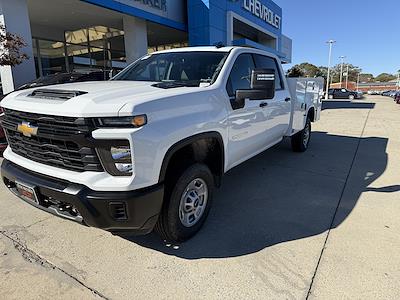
1, 46, 323, 242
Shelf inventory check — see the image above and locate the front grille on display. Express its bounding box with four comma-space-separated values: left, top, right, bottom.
1, 109, 103, 172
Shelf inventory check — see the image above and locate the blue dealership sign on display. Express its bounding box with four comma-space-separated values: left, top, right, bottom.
187, 0, 290, 62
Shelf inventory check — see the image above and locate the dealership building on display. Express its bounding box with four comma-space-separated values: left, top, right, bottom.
0, 0, 292, 93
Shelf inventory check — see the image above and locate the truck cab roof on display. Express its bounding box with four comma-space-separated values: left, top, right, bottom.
153, 46, 235, 55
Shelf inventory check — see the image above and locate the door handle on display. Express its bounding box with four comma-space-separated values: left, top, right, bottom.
284, 97, 291, 102
259, 102, 268, 108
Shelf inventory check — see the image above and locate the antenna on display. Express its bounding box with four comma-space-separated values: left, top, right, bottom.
214, 42, 225, 48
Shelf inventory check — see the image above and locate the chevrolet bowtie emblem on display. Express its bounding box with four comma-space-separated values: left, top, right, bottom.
17, 122, 38, 137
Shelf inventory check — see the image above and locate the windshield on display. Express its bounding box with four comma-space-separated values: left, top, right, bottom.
113, 51, 229, 87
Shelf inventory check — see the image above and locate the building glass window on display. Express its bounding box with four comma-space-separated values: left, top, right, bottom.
37, 39, 67, 76
30, 24, 188, 80
65, 26, 126, 74
65, 43, 91, 71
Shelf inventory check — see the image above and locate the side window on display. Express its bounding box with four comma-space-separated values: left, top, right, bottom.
253, 54, 283, 90
226, 54, 255, 97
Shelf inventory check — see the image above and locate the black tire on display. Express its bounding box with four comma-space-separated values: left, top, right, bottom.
155, 163, 214, 242
291, 117, 311, 152
349, 94, 355, 100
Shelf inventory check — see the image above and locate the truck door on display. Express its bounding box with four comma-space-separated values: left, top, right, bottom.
253, 54, 291, 141
225, 53, 272, 169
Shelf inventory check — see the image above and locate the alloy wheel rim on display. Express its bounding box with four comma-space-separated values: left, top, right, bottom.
303, 123, 310, 147
179, 178, 208, 227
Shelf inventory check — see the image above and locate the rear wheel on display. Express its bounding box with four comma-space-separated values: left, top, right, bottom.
328, 95, 334, 99
155, 163, 214, 242
349, 94, 355, 100
291, 117, 311, 152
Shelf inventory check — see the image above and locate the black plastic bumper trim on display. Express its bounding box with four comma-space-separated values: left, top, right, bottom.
1, 159, 164, 235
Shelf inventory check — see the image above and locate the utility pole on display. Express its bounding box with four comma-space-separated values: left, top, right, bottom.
356, 72, 360, 91
345, 64, 349, 89
339, 56, 346, 88
325, 40, 336, 100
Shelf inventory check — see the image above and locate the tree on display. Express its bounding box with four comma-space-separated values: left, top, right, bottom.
287, 63, 323, 78
329, 63, 361, 83
286, 65, 305, 77
0, 25, 29, 67
374, 73, 396, 82
359, 73, 374, 83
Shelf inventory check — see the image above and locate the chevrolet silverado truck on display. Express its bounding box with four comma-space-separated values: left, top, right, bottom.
0, 47, 323, 242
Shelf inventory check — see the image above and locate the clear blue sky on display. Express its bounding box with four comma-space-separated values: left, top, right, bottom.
275, 0, 400, 76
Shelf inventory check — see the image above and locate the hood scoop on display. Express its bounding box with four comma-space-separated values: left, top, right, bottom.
28, 89, 88, 100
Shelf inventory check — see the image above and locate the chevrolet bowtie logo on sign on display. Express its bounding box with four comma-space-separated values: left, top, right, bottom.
17, 122, 38, 137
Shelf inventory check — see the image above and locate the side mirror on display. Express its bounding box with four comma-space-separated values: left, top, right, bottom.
236, 68, 275, 101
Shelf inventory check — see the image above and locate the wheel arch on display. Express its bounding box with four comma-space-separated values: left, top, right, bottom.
158, 131, 225, 186
307, 106, 316, 122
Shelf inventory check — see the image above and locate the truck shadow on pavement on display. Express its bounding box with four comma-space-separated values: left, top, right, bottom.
126, 132, 389, 259
322, 100, 375, 110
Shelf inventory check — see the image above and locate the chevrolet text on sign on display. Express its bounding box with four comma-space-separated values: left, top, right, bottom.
243, 0, 281, 29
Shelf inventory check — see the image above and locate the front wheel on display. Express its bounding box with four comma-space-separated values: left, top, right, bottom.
155, 163, 214, 242
291, 117, 311, 152
328, 95, 334, 99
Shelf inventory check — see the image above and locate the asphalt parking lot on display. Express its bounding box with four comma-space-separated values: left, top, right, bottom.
1, 95, 399, 299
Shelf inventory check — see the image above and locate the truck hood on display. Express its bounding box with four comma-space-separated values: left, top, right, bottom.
0, 81, 202, 117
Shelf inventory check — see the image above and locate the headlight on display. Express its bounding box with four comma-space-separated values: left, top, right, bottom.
97, 141, 133, 176
96, 115, 147, 128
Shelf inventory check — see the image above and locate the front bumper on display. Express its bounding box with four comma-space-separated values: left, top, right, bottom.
1, 159, 164, 235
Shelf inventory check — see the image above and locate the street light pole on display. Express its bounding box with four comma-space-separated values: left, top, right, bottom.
339, 55, 345, 88
397, 70, 400, 91
325, 40, 336, 100
356, 72, 360, 92
345, 64, 349, 89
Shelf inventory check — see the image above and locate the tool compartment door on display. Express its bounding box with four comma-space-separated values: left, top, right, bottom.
287, 78, 307, 134
287, 77, 324, 135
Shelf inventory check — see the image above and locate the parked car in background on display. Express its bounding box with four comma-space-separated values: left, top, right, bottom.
368, 90, 382, 95
356, 91, 364, 98
382, 90, 393, 96
17, 71, 109, 91
1, 71, 109, 101
328, 88, 359, 100
395, 91, 400, 104
389, 90, 398, 98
